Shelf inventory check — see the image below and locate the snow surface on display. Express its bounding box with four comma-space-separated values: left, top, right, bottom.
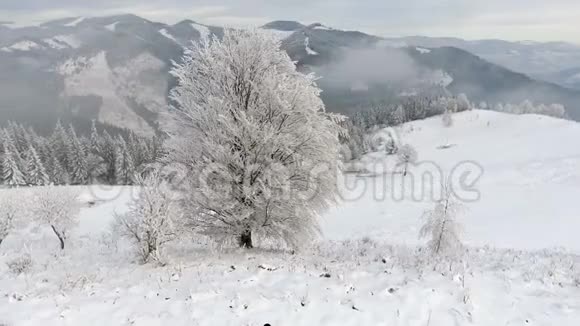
42, 38, 68, 50
64, 17, 85, 27
1, 40, 42, 52
105, 22, 119, 32
191, 23, 210, 40
264, 29, 294, 41
304, 37, 318, 55
416, 47, 431, 54
1, 111, 580, 325
313, 25, 333, 31
53, 35, 82, 48
326, 110, 580, 251
159, 29, 178, 43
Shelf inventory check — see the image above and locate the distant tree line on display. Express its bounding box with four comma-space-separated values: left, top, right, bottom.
340, 94, 472, 161
479, 100, 567, 119
0, 121, 163, 187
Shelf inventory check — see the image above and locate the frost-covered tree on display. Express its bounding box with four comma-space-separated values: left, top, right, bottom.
492, 100, 568, 119
342, 120, 366, 160
0, 120, 160, 186
48, 154, 69, 185
456, 93, 471, 111
392, 105, 406, 126
50, 120, 71, 171
442, 108, 453, 127
0, 190, 22, 246
419, 187, 464, 259
67, 126, 89, 185
369, 128, 399, 154
2, 136, 26, 187
114, 171, 181, 264
94, 130, 116, 184
25, 145, 50, 186
115, 136, 135, 185
30, 186, 81, 250
397, 144, 418, 176
164, 29, 343, 248
89, 120, 101, 151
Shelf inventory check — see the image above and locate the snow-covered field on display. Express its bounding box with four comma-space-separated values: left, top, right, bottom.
1, 110, 580, 325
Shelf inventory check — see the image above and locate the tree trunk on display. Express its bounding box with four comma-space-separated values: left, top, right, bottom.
403, 164, 408, 176
50, 225, 65, 250
238, 229, 253, 249
0, 238, 3, 247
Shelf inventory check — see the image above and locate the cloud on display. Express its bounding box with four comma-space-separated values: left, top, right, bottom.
314, 47, 421, 90
0, 0, 579, 43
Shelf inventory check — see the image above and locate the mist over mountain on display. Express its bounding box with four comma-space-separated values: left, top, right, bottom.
1, 15, 580, 135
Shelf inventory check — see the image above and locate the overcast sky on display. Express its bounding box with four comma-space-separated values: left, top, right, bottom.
1, 0, 579, 43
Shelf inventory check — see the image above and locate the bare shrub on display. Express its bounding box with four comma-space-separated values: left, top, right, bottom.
6, 254, 33, 275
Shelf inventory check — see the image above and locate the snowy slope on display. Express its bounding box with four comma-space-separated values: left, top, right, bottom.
57, 52, 164, 136
1, 40, 42, 52
326, 110, 580, 251
1, 111, 580, 325
191, 23, 210, 40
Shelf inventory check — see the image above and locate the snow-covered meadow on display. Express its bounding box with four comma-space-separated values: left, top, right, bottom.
1, 110, 580, 325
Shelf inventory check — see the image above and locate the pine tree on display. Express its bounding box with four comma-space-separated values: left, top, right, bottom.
2, 131, 26, 187
51, 120, 72, 172
26, 145, 50, 186
127, 132, 143, 171
2, 142, 26, 187
100, 130, 118, 184
89, 120, 102, 155
115, 136, 135, 185
48, 154, 69, 185
67, 126, 89, 185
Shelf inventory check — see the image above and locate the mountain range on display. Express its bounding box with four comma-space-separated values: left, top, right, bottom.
1, 14, 580, 135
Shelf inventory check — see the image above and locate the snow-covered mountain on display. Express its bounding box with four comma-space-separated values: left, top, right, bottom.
3, 15, 580, 134
537, 67, 580, 90
276, 23, 580, 118
0, 14, 220, 135
387, 36, 580, 89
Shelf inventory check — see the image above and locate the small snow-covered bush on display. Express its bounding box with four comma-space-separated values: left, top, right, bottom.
6, 254, 33, 275
114, 171, 182, 264
397, 144, 418, 176
30, 186, 81, 250
368, 129, 399, 154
